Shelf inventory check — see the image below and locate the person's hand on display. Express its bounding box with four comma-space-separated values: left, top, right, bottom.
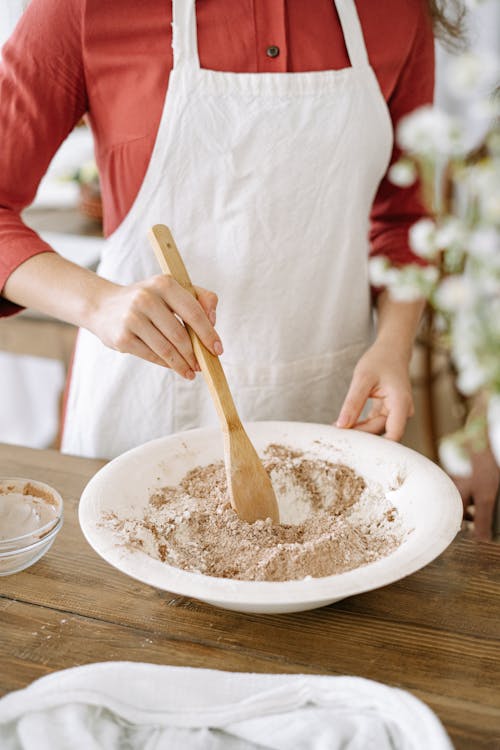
88, 275, 222, 379
452, 445, 499, 542
335, 342, 414, 441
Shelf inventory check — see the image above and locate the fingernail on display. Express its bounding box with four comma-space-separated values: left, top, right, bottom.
336, 415, 349, 428
213, 340, 223, 355
209, 309, 216, 325
185, 369, 196, 380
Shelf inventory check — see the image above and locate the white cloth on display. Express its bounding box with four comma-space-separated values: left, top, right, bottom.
62, 0, 392, 459
0, 352, 64, 449
0, 233, 103, 450
0, 663, 453, 750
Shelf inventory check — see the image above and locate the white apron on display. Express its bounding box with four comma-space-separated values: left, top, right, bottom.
62, 0, 393, 459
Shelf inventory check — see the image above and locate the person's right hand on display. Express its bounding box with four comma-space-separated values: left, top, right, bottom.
88, 275, 222, 379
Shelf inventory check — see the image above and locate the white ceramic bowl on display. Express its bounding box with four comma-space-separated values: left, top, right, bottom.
79, 422, 462, 614
0, 477, 63, 576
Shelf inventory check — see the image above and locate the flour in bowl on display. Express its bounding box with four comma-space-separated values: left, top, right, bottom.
103, 444, 405, 581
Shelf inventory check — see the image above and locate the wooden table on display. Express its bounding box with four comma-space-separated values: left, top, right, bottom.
1, 443, 499, 748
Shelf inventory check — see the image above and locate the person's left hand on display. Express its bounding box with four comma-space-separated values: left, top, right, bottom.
335, 342, 414, 441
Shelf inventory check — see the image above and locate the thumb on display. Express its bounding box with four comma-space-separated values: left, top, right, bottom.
194, 286, 218, 325
336, 370, 374, 428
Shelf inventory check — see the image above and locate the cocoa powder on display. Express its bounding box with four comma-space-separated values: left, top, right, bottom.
104, 444, 404, 582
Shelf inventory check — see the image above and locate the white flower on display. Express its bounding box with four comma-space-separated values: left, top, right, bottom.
449, 313, 489, 395
434, 217, 468, 251
434, 312, 448, 332
451, 314, 479, 357
482, 192, 500, 225
468, 226, 500, 260
439, 437, 472, 477
475, 95, 500, 121
369, 256, 393, 286
388, 159, 417, 187
421, 266, 440, 285
409, 218, 438, 258
397, 105, 467, 157
456, 364, 487, 395
387, 265, 438, 302
447, 52, 499, 98
435, 275, 475, 312
466, 162, 500, 223
487, 394, 500, 467
389, 282, 425, 302
476, 274, 500, 297
487, 128, 500, 156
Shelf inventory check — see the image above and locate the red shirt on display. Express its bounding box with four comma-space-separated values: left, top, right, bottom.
0, 0, 434, 316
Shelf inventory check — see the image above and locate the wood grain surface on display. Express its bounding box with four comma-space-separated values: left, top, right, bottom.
0, 442, 499, 749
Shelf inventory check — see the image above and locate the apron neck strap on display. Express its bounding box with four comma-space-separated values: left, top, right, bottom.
334, 0, 369, 69
172, 0, 200, 69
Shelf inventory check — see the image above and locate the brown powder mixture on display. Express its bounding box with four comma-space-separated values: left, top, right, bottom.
104, 444, 404, 582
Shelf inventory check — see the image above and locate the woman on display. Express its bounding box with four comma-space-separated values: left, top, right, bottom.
0, 0, 449, 459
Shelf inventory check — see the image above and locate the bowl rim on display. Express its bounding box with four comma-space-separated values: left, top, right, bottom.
0, 516, 63, 558
0, 476, 64, 545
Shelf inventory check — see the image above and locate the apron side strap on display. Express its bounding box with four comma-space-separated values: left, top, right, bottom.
334, 0, 370, 69
171, 0, 201, 70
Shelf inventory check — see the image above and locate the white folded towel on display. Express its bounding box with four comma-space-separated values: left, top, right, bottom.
0, 662, 453, 750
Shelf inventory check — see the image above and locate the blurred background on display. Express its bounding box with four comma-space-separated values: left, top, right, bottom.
0, 1, 499, 529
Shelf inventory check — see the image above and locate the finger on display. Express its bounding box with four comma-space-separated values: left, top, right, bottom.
336, 371, 374, 428
118, 286, 198, 371
194, 286, 218, 325
159, 277, 223, 356
384, 394, 411, 442
130, 315, 196, 379
146, 296, 199, 372
354, 414, 387, 435
125, 336, 170, 368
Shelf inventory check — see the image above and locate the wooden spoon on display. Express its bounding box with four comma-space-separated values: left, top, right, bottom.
148, 224, 280, 524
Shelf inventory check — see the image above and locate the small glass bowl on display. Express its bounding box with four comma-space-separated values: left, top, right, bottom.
0, 477, 63, 576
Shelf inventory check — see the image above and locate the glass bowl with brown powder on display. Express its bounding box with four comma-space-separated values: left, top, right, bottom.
0, 477, 63, 576
80, 422, 463, 613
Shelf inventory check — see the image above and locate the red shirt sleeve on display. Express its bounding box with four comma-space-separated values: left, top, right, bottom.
369, 4, 435, 269
0, 0, 87, 317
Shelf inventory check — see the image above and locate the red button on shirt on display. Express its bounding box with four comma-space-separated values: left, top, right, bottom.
0, 0, 435, 316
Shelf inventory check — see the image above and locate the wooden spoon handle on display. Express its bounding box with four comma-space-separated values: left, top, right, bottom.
148, 224, 241, 431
